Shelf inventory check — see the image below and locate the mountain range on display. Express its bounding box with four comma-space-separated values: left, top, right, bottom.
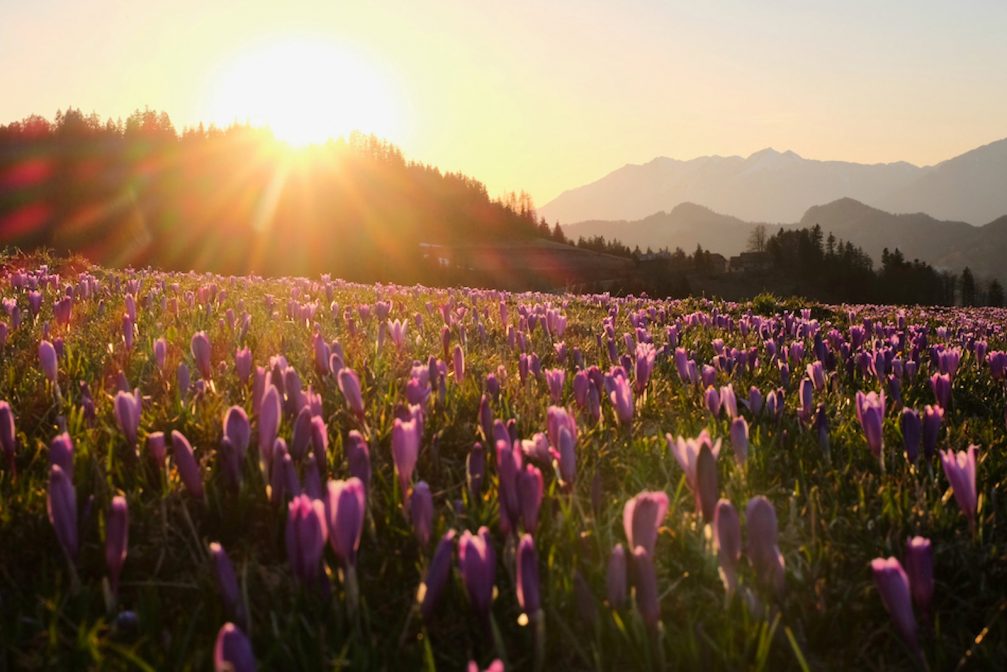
561, 198, 1007, 282
541, 138, 1007, 225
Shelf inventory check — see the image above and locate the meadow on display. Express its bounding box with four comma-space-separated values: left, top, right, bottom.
0, 252, 1003, 670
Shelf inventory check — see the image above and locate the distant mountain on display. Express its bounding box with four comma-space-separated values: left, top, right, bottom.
562, 197, 1007, 282
541, 139, 1007, 225
563, 202, 781, 257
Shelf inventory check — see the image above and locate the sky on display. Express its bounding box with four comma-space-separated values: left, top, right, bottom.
2, 0, 1006, 207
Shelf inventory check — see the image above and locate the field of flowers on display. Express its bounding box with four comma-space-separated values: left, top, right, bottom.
0, 253, 1003, 670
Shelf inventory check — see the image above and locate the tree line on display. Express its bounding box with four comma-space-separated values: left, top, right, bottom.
0, 108, 541, 280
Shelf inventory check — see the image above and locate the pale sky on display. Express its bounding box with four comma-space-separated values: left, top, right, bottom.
2, 0, 1006, 206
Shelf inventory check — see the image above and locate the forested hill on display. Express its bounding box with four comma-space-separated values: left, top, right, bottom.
0, 109, 541, 280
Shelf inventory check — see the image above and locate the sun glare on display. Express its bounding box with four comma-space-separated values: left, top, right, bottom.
205, 39, 402, 147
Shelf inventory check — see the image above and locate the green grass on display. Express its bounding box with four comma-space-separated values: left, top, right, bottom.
0, 251, 1004, 670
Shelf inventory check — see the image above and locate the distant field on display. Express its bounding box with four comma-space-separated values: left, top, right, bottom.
0, 252, 1003, 670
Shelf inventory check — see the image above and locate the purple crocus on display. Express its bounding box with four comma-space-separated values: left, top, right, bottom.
453, 344, 465, 383
904, 536, 933, 617
713, 499, 741, 596
223, 405, 250, 463
922, 405, 943, 460
105, 495, 128, 594
746, 496, 785, 594
235, 346, 252, 384
114, 390, 141, 449
606, 544, 627, 608
516, 534, 541, 616
669, 431, 722, 513
147, 432, 166, 468
940, 445, 978, 527
516, 465, 543, 534
610, 373, 634, 425
48, 464, 77, 560
871, 557, 920, 660
0, 401, 14, 472
900, 408, 921, 464
191, 331, 212, 379
209, 542, 243, 621
631, 545, 660, 629
214, 623, 256, 672
39, 339, 58, 382
409, 481, 434, 547
730, 417, 749, 465
346, 431, 372, 493
929, 372, 951, 410
855, 391, 885, 459
696, 441, 719, 522
337, 368, 365, 419
458, 526, 496, 620
153, 337, 167, 370
325, 477, 366, 567
392, 416, 420, 496
704, 386, 721, 416
50, 432, 74, 480
286, 494, 328, 583
420, 530, 457, 621
623, 491, 669, 556
171, 430, 204, 499
258, 385, 281, 468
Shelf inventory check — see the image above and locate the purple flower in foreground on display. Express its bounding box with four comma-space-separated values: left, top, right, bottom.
606, 543, 627, 608
48, 464, 77, 560
631, 545, 660, 629
871, 557, 920, 660
940, 445, 978, 527
904, 536, 933, 617
610, 373, 634, 425
50, 431, 74, 480
922, 405, 943, 459
855, 391, 885, 459
325, 477, 366, 567
0, 401, 14, 472
458, 527, 495, 620
171, 430, 204, 499
392, 416, 420, 496
409, 481, 434, 547
713, 499, 741, 596
114, 390, 141, 448
286, 494, 328, 583
214, 623, 256, 672
191, 331, 212, 379
337, 368, 365, 418
420, 529, 456, 621
39, 339, 58, 382
623, 491, 668, 556
746, 496, 785, 595
730, 416, 749, 465
516, 534, 541, 616
209, 542, 243, 621
900, 408, 921, 464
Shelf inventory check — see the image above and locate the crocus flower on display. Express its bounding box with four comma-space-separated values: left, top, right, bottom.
610, 374, 634, 425
191, 331, 212, 379
855, 391, 885, 459
410, 481, 434, 547
545, 368, 565, 403
940, 445, 978, 526
337, 368, 365, 418
209, 542, 243, 621
171, 430, 204, 499
871, 557, 920, 659
223, 406, 250, 463
930, 372, 951, 410
458, 527, 496, 620
623, 491, 669, 556
392, 417, 420, 496
631, 546, 660, 628
554, 426, 576, 488
922, 405, 943, 459
39, 339, 58, 382
115, 390, 141, 449
290, 407, 313, 460
346, 431, 372, 493
634, 342, 656, 393
286, 494, 328, 583
105, 496, 128, 594
713, 499, 741, 596
748, 386, 764, 415
669, 431, 722, 510
0, 401, 14, 472
746, 496, 785, 594
807, 361, 826, 389
258, 385, 281, 467
904, 536, 933, 617
420, 530, 456, 621
50, 432, 74, 480
696, 441, 719, 522
214, 623, 256, 672
453, 344, 465, 383
730, 417, 749, 465
235, 346, 252, 384
153, 337, 167, 370
147, 432, 166, 468
325, 477, 366, 566
516, 465, 543, 534
798, 377, 814, 423
48, 464, 77, 560
720, 384, 738, 419
606, 543, 627, 608
900, 408, 922, 464
516, 534, 541, 616
704, 386, 721, 416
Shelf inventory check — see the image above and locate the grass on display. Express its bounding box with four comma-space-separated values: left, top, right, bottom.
0, 249, 1004, 670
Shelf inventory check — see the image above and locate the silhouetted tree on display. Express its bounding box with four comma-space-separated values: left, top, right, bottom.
988, 279, 1004, 307
961, 267, 977, 306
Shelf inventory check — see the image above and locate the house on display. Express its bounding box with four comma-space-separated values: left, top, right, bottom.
729, 251, 771, 272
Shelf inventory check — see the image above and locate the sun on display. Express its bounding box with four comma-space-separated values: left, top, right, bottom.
204, 39, 402, 147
